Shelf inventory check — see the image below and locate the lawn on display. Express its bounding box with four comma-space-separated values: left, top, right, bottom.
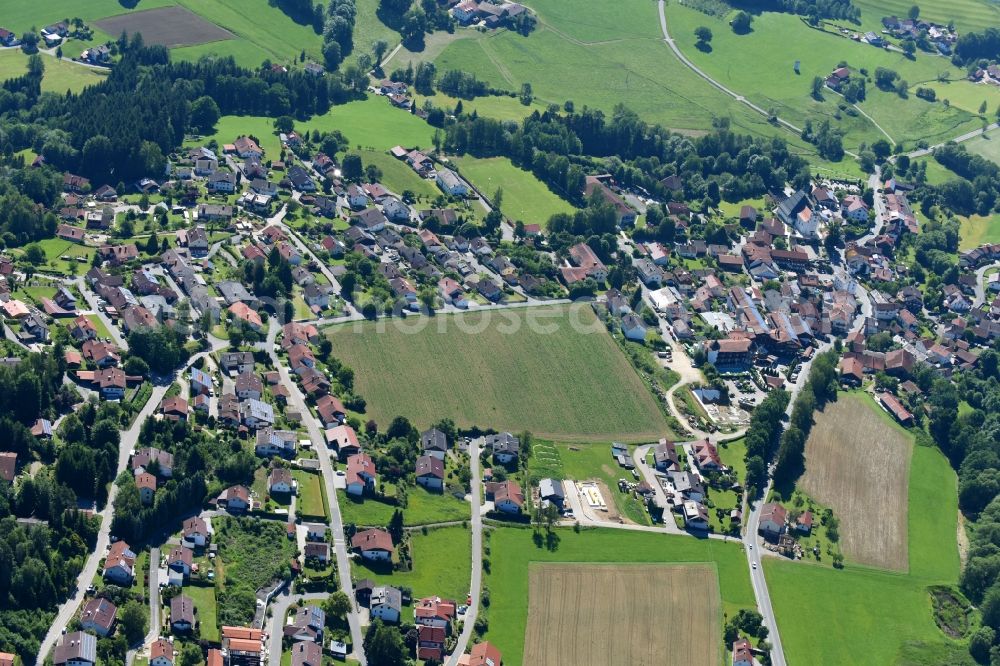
186, 115, 284, 162
660, 1, 978, 152
918, 80, 1000, 116
959, 214, 1000, 250
360, 526, 471, 622
717, 436, 747, 487
303, 97, 436, 152
765, 404, 962, 665
404, 484, 470, 525
525, 563, 719, 666
418, 92, 546, 122
482, 527, 755, 665
340, 491, 396, 527
0, 50, 107, 94
184, 582, 220, 642
354, 149, 439, 201
325, 305, 672, 442
452, 156, 577, 227
352, 0, 399, 67
293, 470, 328, 521
18, 238, 95, 276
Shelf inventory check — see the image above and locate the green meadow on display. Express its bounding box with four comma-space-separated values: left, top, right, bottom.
0, 50, 107, 94
852, 0, 1000, 35
766, 437, 963, 664
303, 97, 436, 151
660, 2, 979, 152
452, 156, 577, 227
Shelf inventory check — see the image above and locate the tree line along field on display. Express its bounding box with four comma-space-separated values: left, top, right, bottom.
483, 528, 755, 666
452, 156, 578, 228
851, 0, 1000, 35
797, 392, 912, 571
325, 305, 673, 442
766, 404, 963, 665
427, 0, 864, 179
523, 564, 720, 666
661, 2, 980, 153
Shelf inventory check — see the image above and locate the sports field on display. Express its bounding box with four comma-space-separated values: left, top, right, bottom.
483, 527, 754, 665
95, 6, 233, 48
524, 564, 719, 666
326, 305, 672, 441
0, 50, 106, 94
798, 393, 912, 570
453, 156, 577, 227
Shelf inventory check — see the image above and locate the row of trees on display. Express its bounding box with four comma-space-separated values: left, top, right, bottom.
743, 388, 791, 492
772, 350, 839, 486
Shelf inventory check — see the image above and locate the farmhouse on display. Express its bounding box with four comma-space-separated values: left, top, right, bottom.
759, 503, 787, 538
877, 391, 913, 426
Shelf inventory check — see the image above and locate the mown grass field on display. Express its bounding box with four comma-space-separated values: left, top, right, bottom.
304, 97, 436, 152
361, 526, 471, 622
453, 156, 577, 227
524, 564, 719, 666
326, 305, 672, 442
483, 527, 754, 665
918, 80, 1000, 116
798, 393, 912, 570
339, 483, 469, 526
661, 2, 979, 152
418, 92, 546, 122
5, 0, 323, 67
293, 470, 328, 520
186, 115, 284, 161
962, 127, 1000, 166
959, 213, 1000, 250
766, 410, 961, 664
852, 0, 1000, 34
0, 50, 107, 93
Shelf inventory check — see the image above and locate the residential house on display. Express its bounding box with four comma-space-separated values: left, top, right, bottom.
221, 626, 264, 666
346, 452, 377, 496
217, 485, 251, 512
436, 169, 469, 197
538, 478, 565, 511
289, 642, 321, 666
351, 528, 395, 561
167, 545, 193, 578
468, 641, 503, 666
370, 586, 402, 624
53, 632, 97, 666
284, 605, 325, 643
758, 503, 787, 538
621, 312, 647, 341
415, 455, 445, 491
182, 516, 209, 548
486, 480, 524, 513
80, 598, 117, 637
103, 541, 137, 585
421, 428, 448, 459
653, 439, 680, 472
171, 594, 196, 633
488, 432, 520, 464
268, 467, 294, 494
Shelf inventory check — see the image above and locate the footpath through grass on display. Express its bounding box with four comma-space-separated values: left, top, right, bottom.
326, 305, 672, 442
482, 527, 754, 666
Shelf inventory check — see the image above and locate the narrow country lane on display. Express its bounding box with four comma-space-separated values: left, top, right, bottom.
445, 438, 483, 666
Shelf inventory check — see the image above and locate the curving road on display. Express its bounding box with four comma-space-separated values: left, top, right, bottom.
907, 122, 1000, 159
445, 438, 484, 666
974, 262, 1000, 308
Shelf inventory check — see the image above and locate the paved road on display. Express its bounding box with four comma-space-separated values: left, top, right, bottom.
974, 262, 1000, 308
36, 339, 226, 665
632, 444, 685, 536
265, 320, 367, 665
907, 122, 1000, 158
446, 439, 483, 666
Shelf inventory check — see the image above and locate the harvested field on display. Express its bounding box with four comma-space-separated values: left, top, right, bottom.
96, 6, 233, 48
524, 563, 720, 666
799, 393, 913, 571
